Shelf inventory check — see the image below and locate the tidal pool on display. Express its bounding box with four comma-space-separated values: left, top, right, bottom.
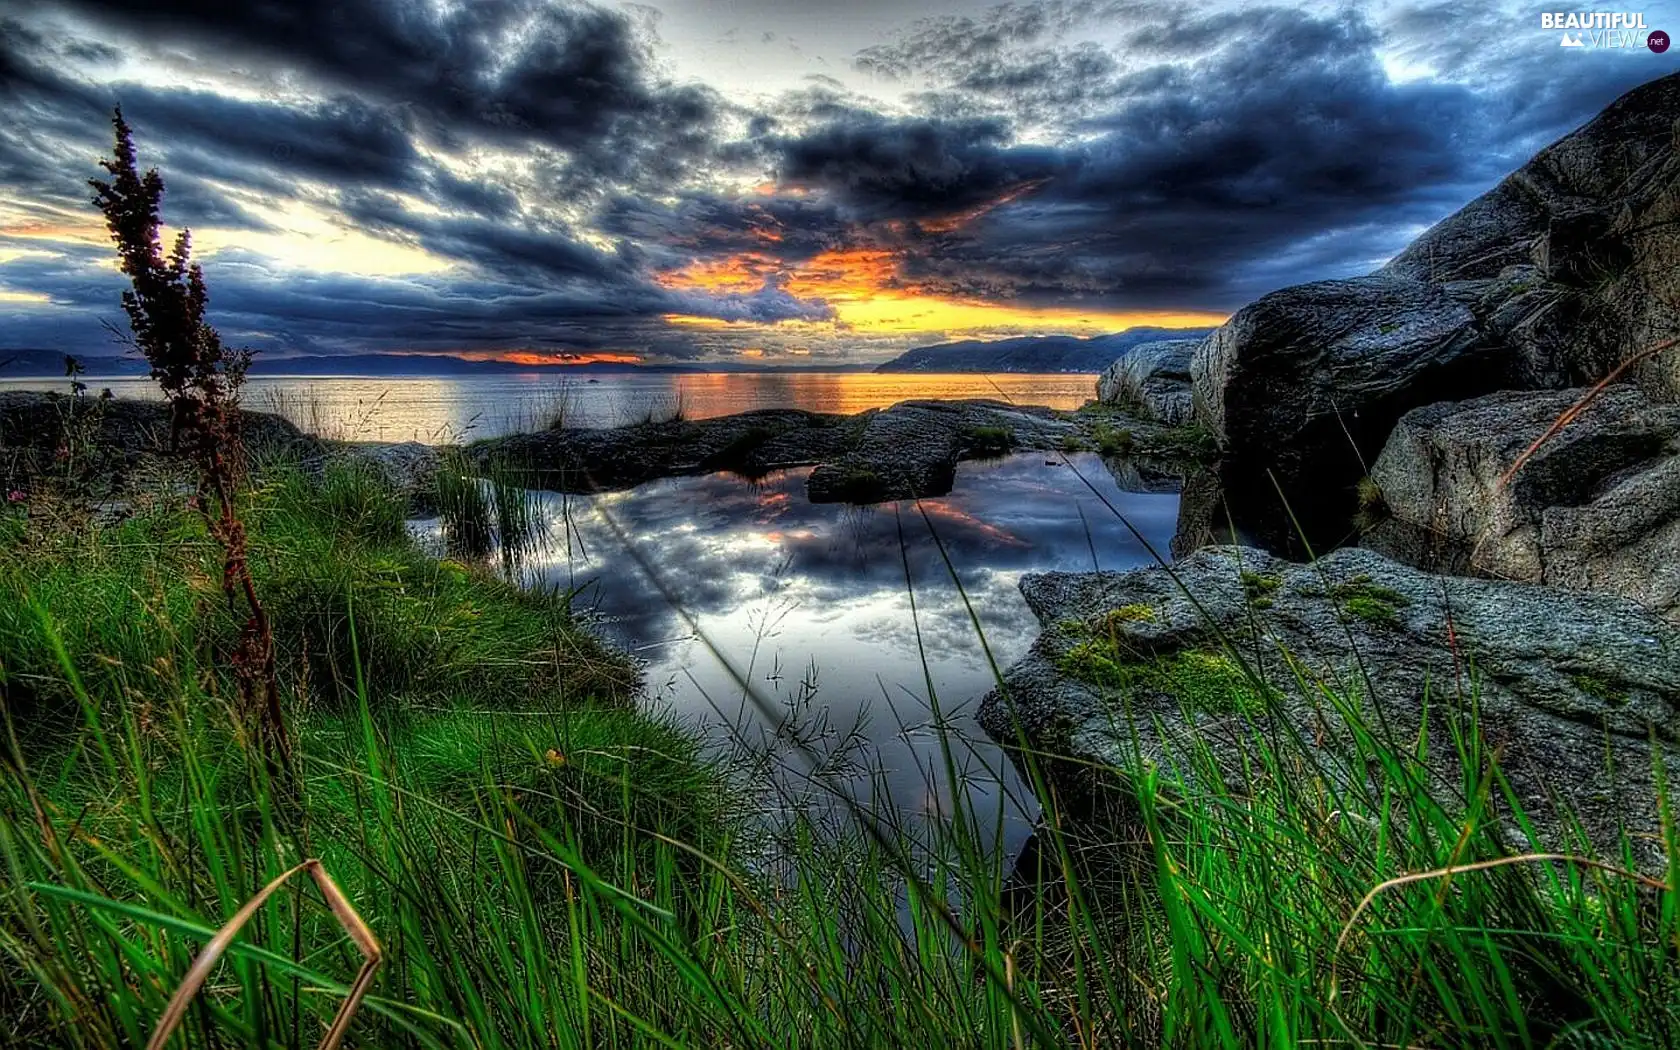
426, 452, 1178, 857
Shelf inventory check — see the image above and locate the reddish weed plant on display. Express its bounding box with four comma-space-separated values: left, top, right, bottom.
89, 108, 293, 786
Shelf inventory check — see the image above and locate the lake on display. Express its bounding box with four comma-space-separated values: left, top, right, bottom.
0, 371, 1102, 442
416, 452, 1179, 857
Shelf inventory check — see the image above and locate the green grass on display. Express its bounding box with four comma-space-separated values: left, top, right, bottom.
0, 465, 630, 722
1355, 475, 1389, 533
963, 425, 1015, 458
433, 453, 549, 573
1240, 569, 1282, 609
1141, 422, 1218, 461
1, 461, 1676, 1049
1090, 421, 1134, 457
1570, 671, 1630, 707
830, 464, 888, 503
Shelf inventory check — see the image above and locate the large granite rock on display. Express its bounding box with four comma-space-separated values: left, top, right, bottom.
978, 545, 1680, 872
1189, 275, 1499, 554
1096, 339, 1200, 425
1386, 73, 1680, 394
1366, 386, 1680, 621
1174, 74, 1680, 561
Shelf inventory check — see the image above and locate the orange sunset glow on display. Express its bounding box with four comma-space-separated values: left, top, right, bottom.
448, 350, 644, 366
659, 245, 1226, 338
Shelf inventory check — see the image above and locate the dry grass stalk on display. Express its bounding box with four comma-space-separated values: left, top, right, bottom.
145, 858, 381, 1050
1329, 851, 1669, 1003
1497, 335, 1680, 489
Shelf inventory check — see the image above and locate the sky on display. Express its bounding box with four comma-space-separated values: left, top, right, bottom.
0, 0, 1675, 366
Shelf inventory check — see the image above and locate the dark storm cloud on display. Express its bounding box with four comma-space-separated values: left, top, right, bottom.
854, 0, 1130, 81
811, 3, 1672, 311
0, 1, 832, 357
1382, 1, 1663, 149
0, 22, 424, 228
3, 0, 1674, 361
597, 192, 848, 266
35, 0, 725, 191
339, 189, 637, 285
771, 112, 1064, 220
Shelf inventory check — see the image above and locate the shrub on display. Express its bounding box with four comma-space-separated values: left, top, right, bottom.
1354, 475, 1389, 532
1091, 422, 1134, 457
91, 107, 288, 777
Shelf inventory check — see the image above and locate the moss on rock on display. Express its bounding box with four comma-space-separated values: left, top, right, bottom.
1057, 640, 1272, 716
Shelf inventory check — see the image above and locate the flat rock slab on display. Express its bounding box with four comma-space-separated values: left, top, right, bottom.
470, 408, 852, 493
979, 545, 1680, 872
477, 399, 1182, 504
805, 400, 1078, 502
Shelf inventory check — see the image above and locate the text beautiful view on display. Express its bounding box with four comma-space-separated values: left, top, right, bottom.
3, 3, 1680, 1047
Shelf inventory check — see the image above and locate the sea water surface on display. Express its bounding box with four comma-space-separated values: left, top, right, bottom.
418, 453, 1179, 856
0, 371, 1100, 442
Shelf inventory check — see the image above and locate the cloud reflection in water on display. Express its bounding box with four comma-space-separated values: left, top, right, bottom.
523, 452, 1178, 855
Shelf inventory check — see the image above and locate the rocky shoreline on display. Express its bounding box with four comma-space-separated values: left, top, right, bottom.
0, 391, 1213, 512
983, 72, 1680, 872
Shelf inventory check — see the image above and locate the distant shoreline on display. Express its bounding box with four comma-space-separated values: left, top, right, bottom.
0, 367, 1107, 382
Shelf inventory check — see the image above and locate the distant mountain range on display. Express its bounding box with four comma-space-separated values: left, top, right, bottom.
1, 330, 1218, 380
872, 327, 1216, 374
0, 349, 874, 379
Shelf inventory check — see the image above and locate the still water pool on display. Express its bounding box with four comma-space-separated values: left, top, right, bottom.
422, 452, 1178, 857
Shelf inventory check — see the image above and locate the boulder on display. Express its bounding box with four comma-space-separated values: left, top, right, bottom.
977, 545, 1680, 872
1096, 339, 1200, 425
1438, 267, 1625, 389
1166, 75, 1680, 563
1386, 73, 1680, 395
1366, 386, 1680, 621
1189, 275, 1500, 554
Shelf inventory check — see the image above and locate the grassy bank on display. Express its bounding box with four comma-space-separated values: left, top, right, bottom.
1, 465, 1676, 1048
